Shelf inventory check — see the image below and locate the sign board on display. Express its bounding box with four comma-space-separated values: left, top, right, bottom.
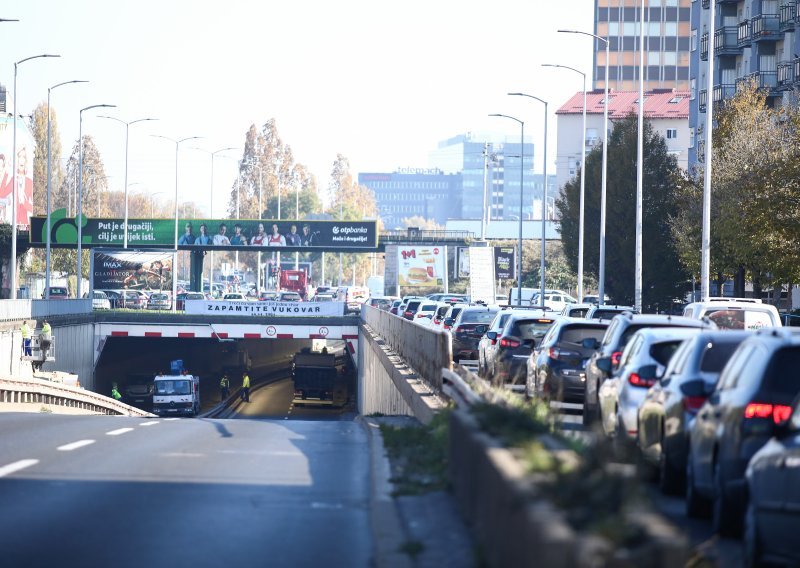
397, 246, 445, 288
468, 246, 495, 304
494, 246, 515, 280
91, 249, 174, 291
184, 300, 346, 317
30, 210, 379, 250
457, 246, 470, 278
0, 117, 35, 227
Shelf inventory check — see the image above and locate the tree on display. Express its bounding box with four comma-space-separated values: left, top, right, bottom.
400, 216, 443, 230
556, 116, 689, 310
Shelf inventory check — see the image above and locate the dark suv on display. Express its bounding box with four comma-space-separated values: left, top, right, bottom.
527, 319, 609, 403
491, 313, 559, 387
449, 305, 500, 363
583, 314, 714, 426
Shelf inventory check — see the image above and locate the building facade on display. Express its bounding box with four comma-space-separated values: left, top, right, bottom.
594, 0, 693, 91
555, 90, 690, 192
689, 0, 796, 169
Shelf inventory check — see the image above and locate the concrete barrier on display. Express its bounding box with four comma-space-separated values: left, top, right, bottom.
31, 299, 92, 317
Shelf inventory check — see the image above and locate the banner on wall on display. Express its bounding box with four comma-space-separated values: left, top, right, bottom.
91, 249, 174, 291
457, 246, 470, 278
397, 246, 445, 288
184, 300, 345, 317
494, 246, 515, 280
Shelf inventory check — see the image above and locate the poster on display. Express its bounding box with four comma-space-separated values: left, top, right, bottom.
184, 299, 345, 317
397, 246, 445, 288
457, 246, 470, 278
91, 249, 174, 291
0, 117, 35, 227
469, 246, 495, 304
30, 210, 379, 251
494, 246, 515, 280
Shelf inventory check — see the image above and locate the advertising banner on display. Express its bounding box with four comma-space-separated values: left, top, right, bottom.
91, 249, 174, 291
469, 246, 495, 304
397, 245, 445, 288
0, 117, 35, 226
30, 210, 379, 250
457, 246, 470, 278
184, 300, 345, 317
494, 246, 515, 280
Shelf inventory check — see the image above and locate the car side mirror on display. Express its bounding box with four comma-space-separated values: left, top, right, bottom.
582, 337, 600, 350
679, 379, 707, 398
523, 338, 537, 348
486, 331, 497, 341
475, 325, 488, 335
596, 357, 612, 373
638, 364, 658, 380
444, 318, 454, 327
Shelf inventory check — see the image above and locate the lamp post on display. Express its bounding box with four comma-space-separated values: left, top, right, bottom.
542, 64, 587, 302
635, 0, 646, 313
701, 0, 717, 300
508, 92, 549, 305
150, 191, 166, 217
46, 79, 88, 299
77, 103, 116, 300
152, 135, 203, 311
97, 115, 157, 249
489, 113, 525, 307
559, 29, 609, 304
11, 53, 60, 299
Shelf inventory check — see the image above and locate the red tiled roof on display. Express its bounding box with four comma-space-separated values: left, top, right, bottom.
556, 90, 690, 119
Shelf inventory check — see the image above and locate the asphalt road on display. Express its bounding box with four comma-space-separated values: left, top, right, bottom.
233, 377, 357, 421
0, 410, 371, 567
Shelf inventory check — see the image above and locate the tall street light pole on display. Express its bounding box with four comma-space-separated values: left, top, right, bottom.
701, 0, 717, 300
559, 29, 609, 303
12, 53, 60, 299
153, 135, 203, 311
489, 113, 525, 307
77, 103, 115, 300
635, 0, 646, 313
97, 115, 158, 248
542, 64, 586, 302
46, 79, 88, 299
508, 93, 549, 304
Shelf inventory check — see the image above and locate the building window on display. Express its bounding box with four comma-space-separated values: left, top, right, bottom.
691, 29, 697, 52
689, 127, 695, 148
690, 78, 696, 99
666, 128, 678, 139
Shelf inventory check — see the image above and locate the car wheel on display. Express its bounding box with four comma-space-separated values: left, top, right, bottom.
658, 437, 682, 495
712, 459, 741, 537
743, 500, 762, 568
686, 450, 711, 518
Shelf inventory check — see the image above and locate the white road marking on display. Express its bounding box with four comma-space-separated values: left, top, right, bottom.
161, 452, 205, 458
0, 459, 39, 478
57, 439, 95, 451
163, 418, 180, 421
106, 428, 134, 436
138, 421, 159, 426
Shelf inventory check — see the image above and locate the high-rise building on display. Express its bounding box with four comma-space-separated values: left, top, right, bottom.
594, 0, 692, 92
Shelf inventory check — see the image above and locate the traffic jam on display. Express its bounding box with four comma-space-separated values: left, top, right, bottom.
375, 290, 800, 561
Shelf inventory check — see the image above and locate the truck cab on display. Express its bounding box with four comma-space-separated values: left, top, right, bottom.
152, 360, 200, 416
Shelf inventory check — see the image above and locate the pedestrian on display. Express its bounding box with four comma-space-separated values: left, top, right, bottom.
21, 320, 31, 356
220, 374, 230, 401
241, 371, 251, 402
111, 383, 122, 401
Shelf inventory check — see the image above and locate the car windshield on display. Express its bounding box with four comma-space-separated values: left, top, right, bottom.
155, 379, 192, 395
699, 341, 742, 372
559, 325, 608, 344
51, 288, 67, 295
569, 307, 590, 318
448, 308, 463, 320
419, 304, 437, 312
493, 313, 512, 330
461, 310, 498, 324
513, 319, 555, 340
591, 309, 627, 320
649, 340, 684, 366
705, 308, 774, 330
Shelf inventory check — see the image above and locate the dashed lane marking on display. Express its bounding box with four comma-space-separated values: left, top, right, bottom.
0, 459, 39, 478
139, 421, 160, 426
106, 428, 134, 436
163, 418, 180, 421
57, 440, 95, 452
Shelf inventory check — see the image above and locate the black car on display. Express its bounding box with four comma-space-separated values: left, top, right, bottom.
583, 314, 714, 426
527, 319, 609, 403
686, 328, 800, 537
491, 313, 558, 387
448, 305, 500, 363
637, 330, 750, 494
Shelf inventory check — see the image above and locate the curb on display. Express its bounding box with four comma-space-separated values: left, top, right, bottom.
360, 416, 414, 568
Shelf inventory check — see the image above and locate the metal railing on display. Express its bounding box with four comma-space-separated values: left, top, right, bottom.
0, 300, 32, 322
715, 26, 741, 54
31, 299, 92, 317
738, 20, 752, 46
380, 230, 474, 244
751, 14, 781, 39
778, 61, 796, 87
780, 3, 796, 30
736, 71, 779, 93
700, 32, 709, 61
713, 83, 736, 103
699, 89, 708, 113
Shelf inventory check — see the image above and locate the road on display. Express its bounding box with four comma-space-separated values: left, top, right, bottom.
0, 404, 371, 566
233, 377, 357, 421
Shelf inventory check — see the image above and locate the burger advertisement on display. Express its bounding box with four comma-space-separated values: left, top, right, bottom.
398, 246, 444, 288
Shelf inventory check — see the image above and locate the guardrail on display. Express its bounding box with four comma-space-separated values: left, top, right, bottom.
0, 375, 152, 416
0, 299, 32, 321
31, 299, 92, 317
361, 305, 452, 391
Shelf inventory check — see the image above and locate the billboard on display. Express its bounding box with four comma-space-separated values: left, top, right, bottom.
91, 249, 174, 291
397, 246, 445, 288
30, 210, 379, 250
469, 246, 495, 304
494, 247, 515, 280
457, 246, 470, 278
0, 117, 35, 226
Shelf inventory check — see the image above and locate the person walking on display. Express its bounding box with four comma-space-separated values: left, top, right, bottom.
21, 320, 31, 356
241, 372, 251, 402
219, 374, 230, 401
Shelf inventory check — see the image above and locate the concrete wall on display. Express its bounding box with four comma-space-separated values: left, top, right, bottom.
0, 322, 32, 380
358, 327, 414, 417
41, 323, 95, 391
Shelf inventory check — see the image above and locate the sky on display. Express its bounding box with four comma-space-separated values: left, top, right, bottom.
1, 0, 594, 218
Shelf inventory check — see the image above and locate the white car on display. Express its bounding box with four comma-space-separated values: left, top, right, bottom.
598, 327, 702, 440
682, 297, 781, 329
413, 301, 447, 327
223, 292, 247, 301
84, 290, 111, 310
532, 290, 578, 313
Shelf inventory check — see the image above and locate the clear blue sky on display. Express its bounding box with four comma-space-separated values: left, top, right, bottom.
2, 0, 593, 217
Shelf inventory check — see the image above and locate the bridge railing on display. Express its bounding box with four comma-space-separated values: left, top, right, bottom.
31, 299, 92, 318
0, 299, 32, 321
360, 305, 452, 391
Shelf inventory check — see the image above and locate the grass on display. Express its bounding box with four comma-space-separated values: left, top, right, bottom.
379, 410, 451, 496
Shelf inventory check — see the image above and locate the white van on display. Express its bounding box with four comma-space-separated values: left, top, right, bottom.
152, 360, 200, 416
683, 298, 782, 330
508, 287, 539, 307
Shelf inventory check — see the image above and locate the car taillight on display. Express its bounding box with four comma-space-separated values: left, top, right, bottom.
548, 347, 579, 360
611, 351, 623, 367
744, 403, 793, 424
404, 311, 413, 317
500, 338, 520, 348
628, 373, 656, 388
490, 338, 497, 346
682, 396, 706, 414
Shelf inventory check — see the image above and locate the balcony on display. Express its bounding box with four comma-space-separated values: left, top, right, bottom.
736, 71, 779, 95
702, 0, 709, 8
780, 3, 796, 31
751, 14, 782, 40
715, 26, 741, 56
713, 84, 736, 104
777, 61, 796, 88
738, 20, 752, 46
699, 89, 708, 113
700, 32, 709, 61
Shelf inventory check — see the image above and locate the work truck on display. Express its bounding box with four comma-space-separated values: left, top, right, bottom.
292, 350, 347, 406
279, 269, 309, 300
152, 360, 200, 417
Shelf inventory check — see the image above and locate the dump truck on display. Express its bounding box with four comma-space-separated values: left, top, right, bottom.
292, 350, 347, 406
279, 269, 309, 300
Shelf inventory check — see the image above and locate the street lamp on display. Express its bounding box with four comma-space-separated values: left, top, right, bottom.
97, 115, 158, 249
559, 29, 610, 304
152, 135, 203, 309
635, 0, 646, 313
11, 53, 60, 299
45, 79, 88, 299
701, 0, 717, 300
149, 191, 166, 217
489, 113, 525, 307
542, 63, 587, 302
77, 103, 116, 299
508, 92, 549, 305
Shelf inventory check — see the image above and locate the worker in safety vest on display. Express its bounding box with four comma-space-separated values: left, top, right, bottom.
21, 321, 31, 356
111, 383, 122, 401
241, 372, 251, 402
220, 375, 230, 401
39, 320, 52, 359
